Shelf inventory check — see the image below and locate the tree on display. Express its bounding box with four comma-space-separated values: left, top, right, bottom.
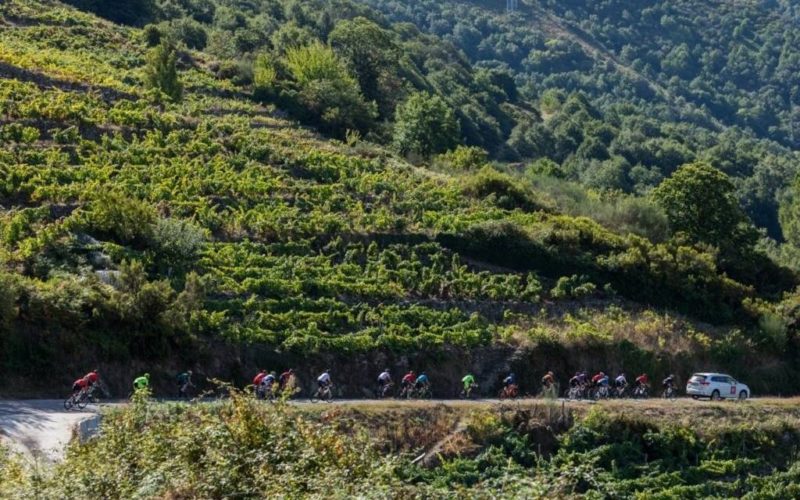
393, 92, 460, 157
328, 17, 399, 115
652, 162, 758, 260
145, 40, 183, 101
779, 176, 800, 247
282, 41, 377, 134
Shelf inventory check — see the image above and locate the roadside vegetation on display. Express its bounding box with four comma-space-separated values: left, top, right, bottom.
4, 395, 800, 497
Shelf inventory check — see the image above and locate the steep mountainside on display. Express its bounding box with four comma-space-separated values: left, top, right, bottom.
1, 0, 800, 397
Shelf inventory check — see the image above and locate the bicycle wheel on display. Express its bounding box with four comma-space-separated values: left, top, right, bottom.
64, 396, 75, 411
310, 389, 320, 403
77, 393, 89, 410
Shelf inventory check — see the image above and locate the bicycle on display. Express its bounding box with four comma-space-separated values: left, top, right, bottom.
459, 383, 479, 399
376, 382, 394, 399
410, 384, 432, 399
178, 381, 195, 399
612, 385, 629, 399
663, 385, 677, 401
310, 384, 334, 403
593, 385, 610, 400
539, 382, 558, 399
498, 384, 519, 400
632, 384, 649, 399
63, 383, 106, 410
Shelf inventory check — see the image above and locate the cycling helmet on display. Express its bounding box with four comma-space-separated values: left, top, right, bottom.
144, 373, 150, 379
547, 371, 553, 376
384, 368, 390, 372
270, 371, 276, 376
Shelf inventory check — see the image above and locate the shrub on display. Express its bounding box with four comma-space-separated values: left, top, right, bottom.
252, 53, 277, 99
434, 146, 489, 171
551, 274, 597, 299
145, 40, 183, 101
149, 218, 207, 275
462, 166, 548, 212
79, 192, 156, 245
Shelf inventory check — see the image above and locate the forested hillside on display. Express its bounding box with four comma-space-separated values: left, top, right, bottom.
1, 0, 800, 398
360, 0, 800, 243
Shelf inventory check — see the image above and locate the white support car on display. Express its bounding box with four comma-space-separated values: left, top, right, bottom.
686, 373, 750, 401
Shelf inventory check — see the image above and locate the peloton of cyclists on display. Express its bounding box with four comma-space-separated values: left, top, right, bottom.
64, 366, 693, 402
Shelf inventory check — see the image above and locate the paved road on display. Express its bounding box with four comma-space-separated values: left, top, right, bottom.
0, 399, 103, 461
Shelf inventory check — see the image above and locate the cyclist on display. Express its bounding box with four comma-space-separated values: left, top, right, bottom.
591, 371, 605, 387
662, 374, 675, 391
133, 373, 150, 390
461, 373, 476, 396
262, 371, 277, 398
317, 369, 332, 390
84, 369, 100, 389
635, 373, 649, 388
72, 376, 90, 395
503, 372, 517, 389
253, 369, 267, 387
615, 373, 627, 389
541, 371, 555, 388
569, 371, 581, 388
177, 370, 193, 398
377, 368, 392, 390
279, 368, 294, 388
415, 372, 430, 393
401, 370, 416, 394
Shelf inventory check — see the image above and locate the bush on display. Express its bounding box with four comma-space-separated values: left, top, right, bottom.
434, 146, 489, 171
141, 24, 162, 46
252, 53, 277, 99
462, 167, 549, 212
551, 274, 597, 299
149, 218, 207, 275
145, 40, 183, 101
79, 192, 156, 245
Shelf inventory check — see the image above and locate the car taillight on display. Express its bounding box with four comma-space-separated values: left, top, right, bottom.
700, 381, 710, 385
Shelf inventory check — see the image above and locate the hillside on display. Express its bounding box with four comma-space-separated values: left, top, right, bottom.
1, 0, 800, 402
360, 0, 800, 242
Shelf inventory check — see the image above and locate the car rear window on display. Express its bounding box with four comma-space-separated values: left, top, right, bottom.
689, 375, 706, 383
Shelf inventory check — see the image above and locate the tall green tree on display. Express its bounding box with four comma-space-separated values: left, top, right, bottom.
328, 17, 399, 115
652, 162, 758, 259
282, 41, 377, 134
779, 176, 800, 247
145, 40, 183, 101
393, 92, 460, 157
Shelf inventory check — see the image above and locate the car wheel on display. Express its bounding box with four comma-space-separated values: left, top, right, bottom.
711, 390, 721, 401
691, 395, 698, 400
738, 390, 748, 401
